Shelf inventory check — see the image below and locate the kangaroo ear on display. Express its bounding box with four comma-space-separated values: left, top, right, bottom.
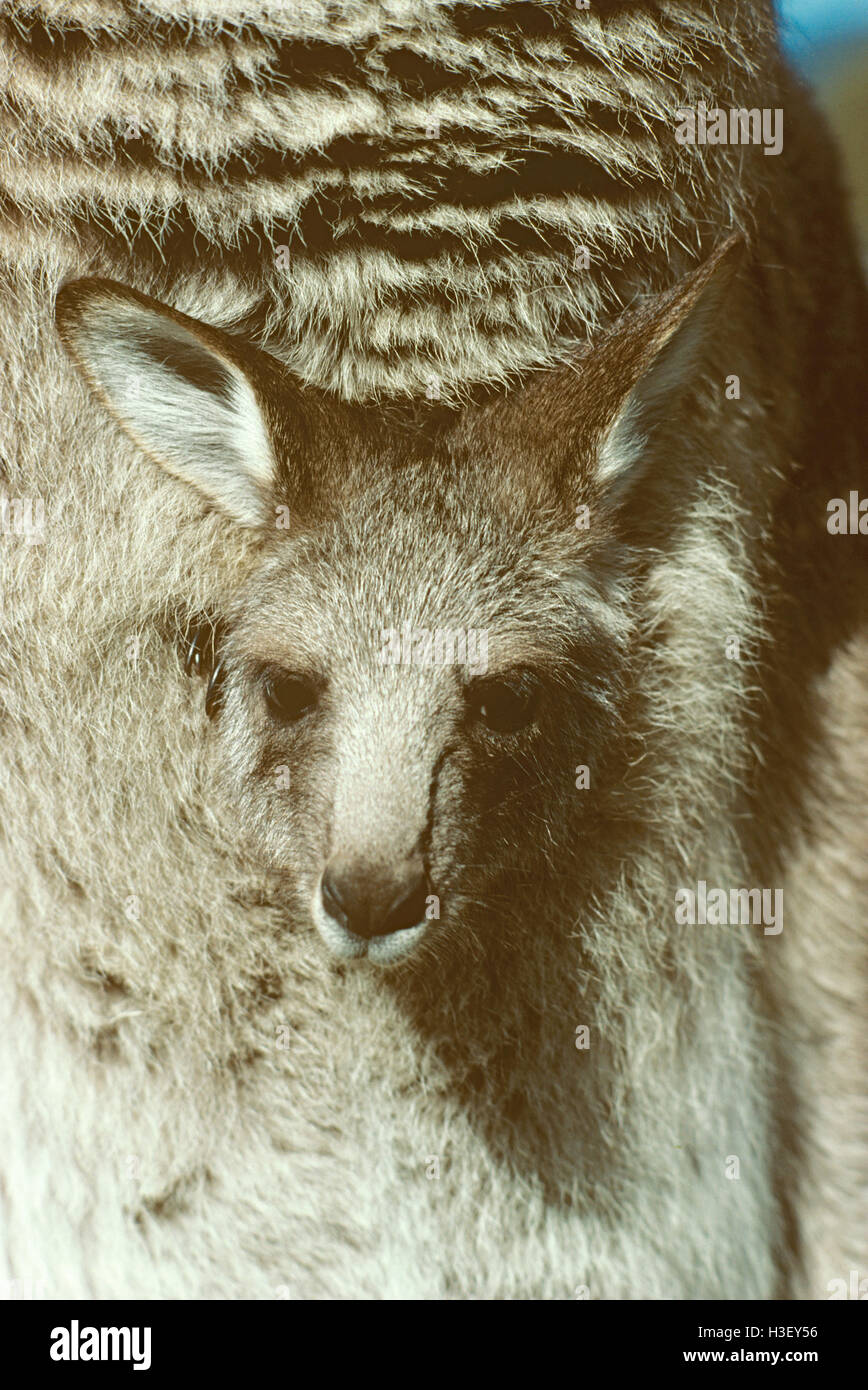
590, 234, 745, 494
456, 235, 745, 507
56, 279, 281, 527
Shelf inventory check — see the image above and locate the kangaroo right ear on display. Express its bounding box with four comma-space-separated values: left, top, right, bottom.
56, 279, 284, 528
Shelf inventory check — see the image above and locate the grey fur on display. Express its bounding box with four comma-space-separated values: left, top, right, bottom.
0, 1, 865, 1299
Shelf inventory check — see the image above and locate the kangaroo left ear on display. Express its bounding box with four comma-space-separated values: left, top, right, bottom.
452, 234, 745, 505
590, 234, 745, 493
56, 278, 289, 528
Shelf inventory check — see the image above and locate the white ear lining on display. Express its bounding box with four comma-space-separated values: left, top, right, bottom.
595, 293, 716, 490
596, 393, 648, 486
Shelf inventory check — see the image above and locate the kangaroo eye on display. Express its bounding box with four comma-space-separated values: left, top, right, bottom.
263, 672, 318, 724
471, 675, 540, 734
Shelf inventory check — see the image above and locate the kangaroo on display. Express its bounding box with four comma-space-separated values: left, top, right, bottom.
33, 236, 785, 1298
0, 0, 865, 1301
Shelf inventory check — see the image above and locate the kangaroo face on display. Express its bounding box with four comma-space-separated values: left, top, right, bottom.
215, 466, 625, 965
56, 238, 740, 965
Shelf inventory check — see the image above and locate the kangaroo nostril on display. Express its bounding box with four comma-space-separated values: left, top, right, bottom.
320, 868, 350, 931
383, 872, 430, 935
320, 857, 430, 939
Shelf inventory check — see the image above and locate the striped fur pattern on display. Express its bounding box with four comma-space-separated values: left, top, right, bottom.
0, 1, 866, 1300
0, 0, 779, 398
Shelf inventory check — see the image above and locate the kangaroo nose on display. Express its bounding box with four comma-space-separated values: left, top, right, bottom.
321, 856, 429, 939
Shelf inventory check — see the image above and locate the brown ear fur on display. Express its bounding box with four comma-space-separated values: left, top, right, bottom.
449, 234, 745, 497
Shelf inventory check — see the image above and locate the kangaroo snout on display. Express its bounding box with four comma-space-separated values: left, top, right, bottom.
316, 854, 432, 964
322, 855, 429, 939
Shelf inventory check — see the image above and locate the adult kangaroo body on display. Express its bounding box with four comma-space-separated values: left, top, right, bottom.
0, 2, 865, 1299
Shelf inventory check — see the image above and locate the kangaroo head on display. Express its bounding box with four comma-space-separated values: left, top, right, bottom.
56, 238, 741, 967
